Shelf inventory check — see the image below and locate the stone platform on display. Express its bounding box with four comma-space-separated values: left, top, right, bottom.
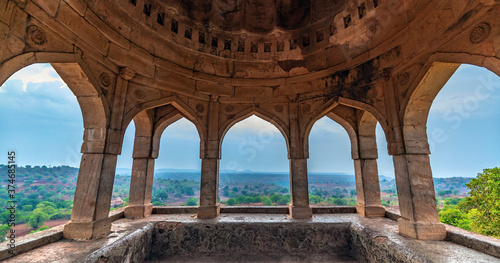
4, 214, 500, 263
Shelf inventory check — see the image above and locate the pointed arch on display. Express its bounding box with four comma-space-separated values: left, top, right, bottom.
0, 53, 109, 133
151, 108, 184, 158
123, 96, 206, 143
402, 52, 500, 132
218, 106, 290, 154
301, 98, 340, 156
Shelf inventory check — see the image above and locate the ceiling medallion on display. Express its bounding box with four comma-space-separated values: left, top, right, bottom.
27, 25, 47, 45
470, 22, 490, 44
274, 105, 283, 113
225, 105, 235, 113
398, 72, 409, 86
196, 104, 205, 113
99, 72, 111, 87
134, 89, 146, 100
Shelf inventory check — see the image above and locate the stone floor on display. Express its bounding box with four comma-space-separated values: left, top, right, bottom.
4, 214, 500, 263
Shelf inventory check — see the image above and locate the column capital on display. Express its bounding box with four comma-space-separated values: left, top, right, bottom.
119, 67, 136, 80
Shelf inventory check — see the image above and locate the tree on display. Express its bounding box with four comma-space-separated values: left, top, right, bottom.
22, 205, 34, 211
333, 198, 347, 205
459, 167, 500, 238
270, 194, 281, 203
186, 197, 198, 206
157, 190, 169, 201
226, 198, 236, 206
28, 210, 50, 229
350, 189, 357, 197
0, 224, 11, 240
439, 206, 469, 228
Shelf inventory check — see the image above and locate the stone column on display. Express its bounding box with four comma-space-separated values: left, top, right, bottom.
63, 142, 117, 239
354, 158, 386, 217
198, 158, 220, 218
289, 158, 313, 218
354, 133, 385, 217
124, 157, 155, 218
197, 96, 220, 218
393, 153, 446, 240
125, 123, 156, 218
288, 102, 312, 218
64, 67, 134, 239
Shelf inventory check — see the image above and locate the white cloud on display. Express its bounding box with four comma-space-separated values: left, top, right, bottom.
229, 115, 282, 134
311, 116, 346, 135
2, 63, 66, 92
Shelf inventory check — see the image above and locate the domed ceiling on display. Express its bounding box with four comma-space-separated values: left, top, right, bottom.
166, 0, 346, 33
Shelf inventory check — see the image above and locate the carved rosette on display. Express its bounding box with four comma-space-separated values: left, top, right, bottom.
366, 89, 378, 99
225, 105, 235, 113
99, 72, 111, 87
470, 23, 490, 44
398, 72, 410, 86
134, 89, 146, 100
196, 104, 205, 113
274, 105, 283, 113
27, 25, 47, 45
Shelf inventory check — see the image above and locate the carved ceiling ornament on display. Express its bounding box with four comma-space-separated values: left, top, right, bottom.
196, 103, 205, 113
470, 22, 490, 44
366, 88, 378, 99
134, 89, 146, 100
225, 105, 235, 113
99, 72, 111, 87
27, 25, 47, 45
398, 72, 410, 86
274, 105, 283, 113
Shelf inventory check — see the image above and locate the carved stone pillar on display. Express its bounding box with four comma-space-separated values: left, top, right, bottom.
197, 96, 220, 218
354, 133, 385, 217
288, 102, 312, 218
198, 158, 220, 218
393, 153, 446, 240
64, 67, 134, 239
125, 157, 155, 218
125, 119, 155, 218
354, 158, 386, 217
289, 158, 313, 218
63, 144, 118, 239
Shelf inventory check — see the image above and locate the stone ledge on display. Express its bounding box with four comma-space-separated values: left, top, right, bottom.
385, 209, 402, 221
222, 206, 289, 214
152, 206, 198, 214
0, 208, 125, 261
312, 206, 357, 214
384, 209, 500, 259
446, 224, 500, 259
151, 206, 357, 215
0, 225, 64, 261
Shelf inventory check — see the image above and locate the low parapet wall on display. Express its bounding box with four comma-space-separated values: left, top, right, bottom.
3, 210, 500, 262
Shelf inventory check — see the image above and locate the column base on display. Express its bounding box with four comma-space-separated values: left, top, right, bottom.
197, 204, 220, 219
356, 204, 386, 217
289, 205, 312, 219
124, 203, 153, 218
63, 217, 112, 240
398, 218, 447, 240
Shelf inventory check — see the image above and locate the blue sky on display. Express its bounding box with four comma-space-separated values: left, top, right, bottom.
1, 63, 499, 178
